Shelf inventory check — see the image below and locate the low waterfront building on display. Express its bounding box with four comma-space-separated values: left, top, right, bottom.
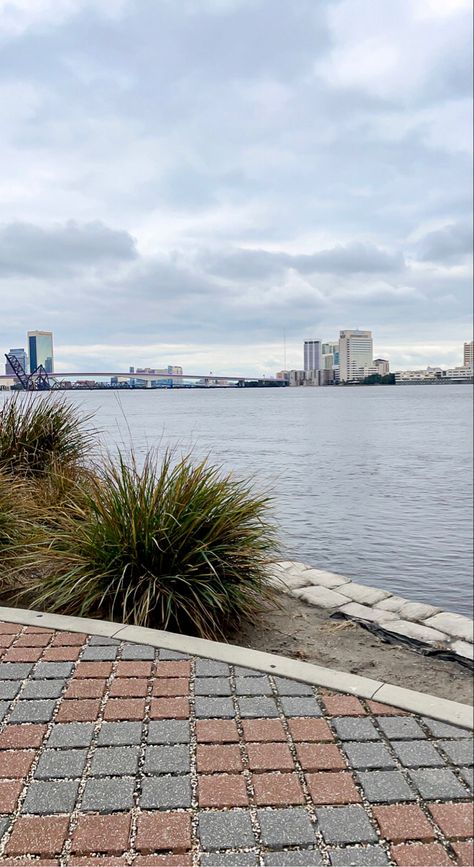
395, 366, 473, 383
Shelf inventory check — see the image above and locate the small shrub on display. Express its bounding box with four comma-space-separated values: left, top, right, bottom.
0, 393, 94, 478
23, 452, 277, 638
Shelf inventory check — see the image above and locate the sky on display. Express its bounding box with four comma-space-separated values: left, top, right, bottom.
0, 0, 472, 376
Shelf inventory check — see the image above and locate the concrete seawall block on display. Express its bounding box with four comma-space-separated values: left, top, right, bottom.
375, 595, 408, 613
424, 612, 474, 643
397, 601, 441, 622
339, 583, 390, 606
383, 620, 448, 645
303, 569, 351, 589
295, 586, 349, 610
338, 602, 398, 624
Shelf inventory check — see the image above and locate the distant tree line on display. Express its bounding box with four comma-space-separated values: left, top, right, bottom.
362, 373, 396, 385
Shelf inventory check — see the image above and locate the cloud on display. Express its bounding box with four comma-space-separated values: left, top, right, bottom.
416, 222, 473, 263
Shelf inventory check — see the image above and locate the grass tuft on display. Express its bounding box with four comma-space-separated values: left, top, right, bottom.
20, 451, 277, 638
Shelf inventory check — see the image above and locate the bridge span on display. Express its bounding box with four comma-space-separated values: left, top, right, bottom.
0, 371, 288, 386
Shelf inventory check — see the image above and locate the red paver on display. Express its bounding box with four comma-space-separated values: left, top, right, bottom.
42, 646, 82, 661
136, 812, 192, 853
246, 742, 294, 771
373, 805, 435, 843
149, 698, 190, 719
196, 744, 243, 773
288, 718, 334, 742
56, 699, 102, 722
0, 779, 23, 811
0, 750, 35, 778
0, 725, 47, 749
152, 678, 189, 697
391, 842, 453, 865
196, 720, 239, 743
367, 700, 409, 715
241, 719, 287, 742
252, 772, 305, 805
5, 816, 70, 857
109, 677, 149, 697
74, 662, 113, 678
71, 813, 131, 854
22, 626, 53, 634
0, 623, 23, 634
115, 661, 153, 678
198, 773, 249, 806
295, 743, 346, 771
452, 841, 474, 866
70, 860, 129, 866
103, 698, 146, 720
322, 695, 366, 716
64, 679, 106, 699
133, 858, 193, 866
0, 634, 16, 646
428, 803, 474, 839
51, 632, 88, 646
306, 771, 362, 804
154, 661, 191, 678
15, 633, 52, 647
3, 646, 44, 662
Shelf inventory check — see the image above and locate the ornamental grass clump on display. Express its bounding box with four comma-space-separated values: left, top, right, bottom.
0, 393, 94, 479
0, 470, 41, 598
23, 452, 276, 638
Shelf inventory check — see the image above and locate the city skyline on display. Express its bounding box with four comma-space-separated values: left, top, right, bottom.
0, 1, 471, 376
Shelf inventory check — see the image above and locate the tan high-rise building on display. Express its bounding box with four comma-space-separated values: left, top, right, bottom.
463, 341, 473, 368
339, 330, 373, 382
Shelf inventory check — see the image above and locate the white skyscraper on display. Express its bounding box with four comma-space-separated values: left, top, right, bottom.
339, 330, 373, 382
304, 340, 321, 373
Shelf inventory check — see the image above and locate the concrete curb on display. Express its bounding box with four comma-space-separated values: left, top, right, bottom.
0, 604, 472, 730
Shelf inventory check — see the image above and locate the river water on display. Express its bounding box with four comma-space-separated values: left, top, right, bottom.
3, 384, 472, 616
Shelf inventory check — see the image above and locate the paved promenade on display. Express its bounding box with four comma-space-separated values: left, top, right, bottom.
0, 618, 472, 866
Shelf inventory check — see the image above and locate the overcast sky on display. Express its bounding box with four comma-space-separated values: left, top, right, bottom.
0, 0, 472, 375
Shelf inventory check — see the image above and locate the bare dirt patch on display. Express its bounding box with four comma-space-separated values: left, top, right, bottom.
231, 595, 473, 706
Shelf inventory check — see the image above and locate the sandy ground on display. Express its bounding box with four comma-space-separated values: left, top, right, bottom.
232, 595, 473, 706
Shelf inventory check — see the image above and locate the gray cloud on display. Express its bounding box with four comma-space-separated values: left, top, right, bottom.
416, 222, 473, 264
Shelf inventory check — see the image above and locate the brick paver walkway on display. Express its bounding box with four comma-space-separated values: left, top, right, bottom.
0, 620, 472, 866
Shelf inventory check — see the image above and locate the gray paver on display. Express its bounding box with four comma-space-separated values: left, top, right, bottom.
195, 659, 230, 676
422, 718, 472, 738
376, 716, 425, 740
279, 697, 321, 717
81, 777, 135, 812
22, 780, 79, 814
33, 662, 74, 679
81, 646, 118, 660
195, 696, 235, 718
199, 810, 256, 850
234, 666, 262, 677
408, 768, 469, 799
97, 721, 142, 745
0, 663, 33, 679
316, 806, 378, 844
273, 677, 314, 696
258, 808, 317, 849
158, 649, 190, 660
329, 846, 390, 866
121, 643, 155, 659
238, 696, 279, 718
264, 852, 322, 866
235, 676, 272, 695
34, 748, 88, 779
195, 677, 232, 696
391, 740, 444, 767
21, 679, 66, 699
356, 770, 417, 803
148, 720, 190, 743
203, 854, 258, 866
0, 701, 10, 722
140, 774, 191, 809
0, 680, 21, 700
342, 742, 396, 769
0, 817, 11, 838
10, 699, 57, 723
332, 718, 380, 741
143, 744, 190, 774
438, 739, 474, 765
88, 636, 120, 646
460, 767, 473, 789
47, 722, 94, 749
90, 746, 140, 776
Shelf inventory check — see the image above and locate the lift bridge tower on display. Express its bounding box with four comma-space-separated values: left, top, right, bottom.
5, 354, 51, 391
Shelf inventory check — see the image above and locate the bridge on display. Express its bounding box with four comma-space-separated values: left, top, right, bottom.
0, 370, 288, 388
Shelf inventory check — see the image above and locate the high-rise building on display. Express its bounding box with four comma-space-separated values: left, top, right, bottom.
321, 341, 340, 369
28, 331, 54, 373
304, 340, 321, 374
463, 341, 473, 368
339, 330, 373, 382
374, 358, 390, 376
5, 348, 28, 376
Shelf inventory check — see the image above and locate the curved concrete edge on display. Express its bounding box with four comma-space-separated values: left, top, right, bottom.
0, 604, 472, 730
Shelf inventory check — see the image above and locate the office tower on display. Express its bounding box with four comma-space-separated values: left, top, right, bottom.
374, 358, 390, 376
28, 331, 54, 373
304, 340, 321, 373
464, 341, 473, 368
5, 348, 28, 376
322, 341, 340, 369
339, 330, 373, 382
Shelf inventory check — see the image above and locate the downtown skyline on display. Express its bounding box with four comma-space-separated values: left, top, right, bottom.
0, 0, 472, 376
